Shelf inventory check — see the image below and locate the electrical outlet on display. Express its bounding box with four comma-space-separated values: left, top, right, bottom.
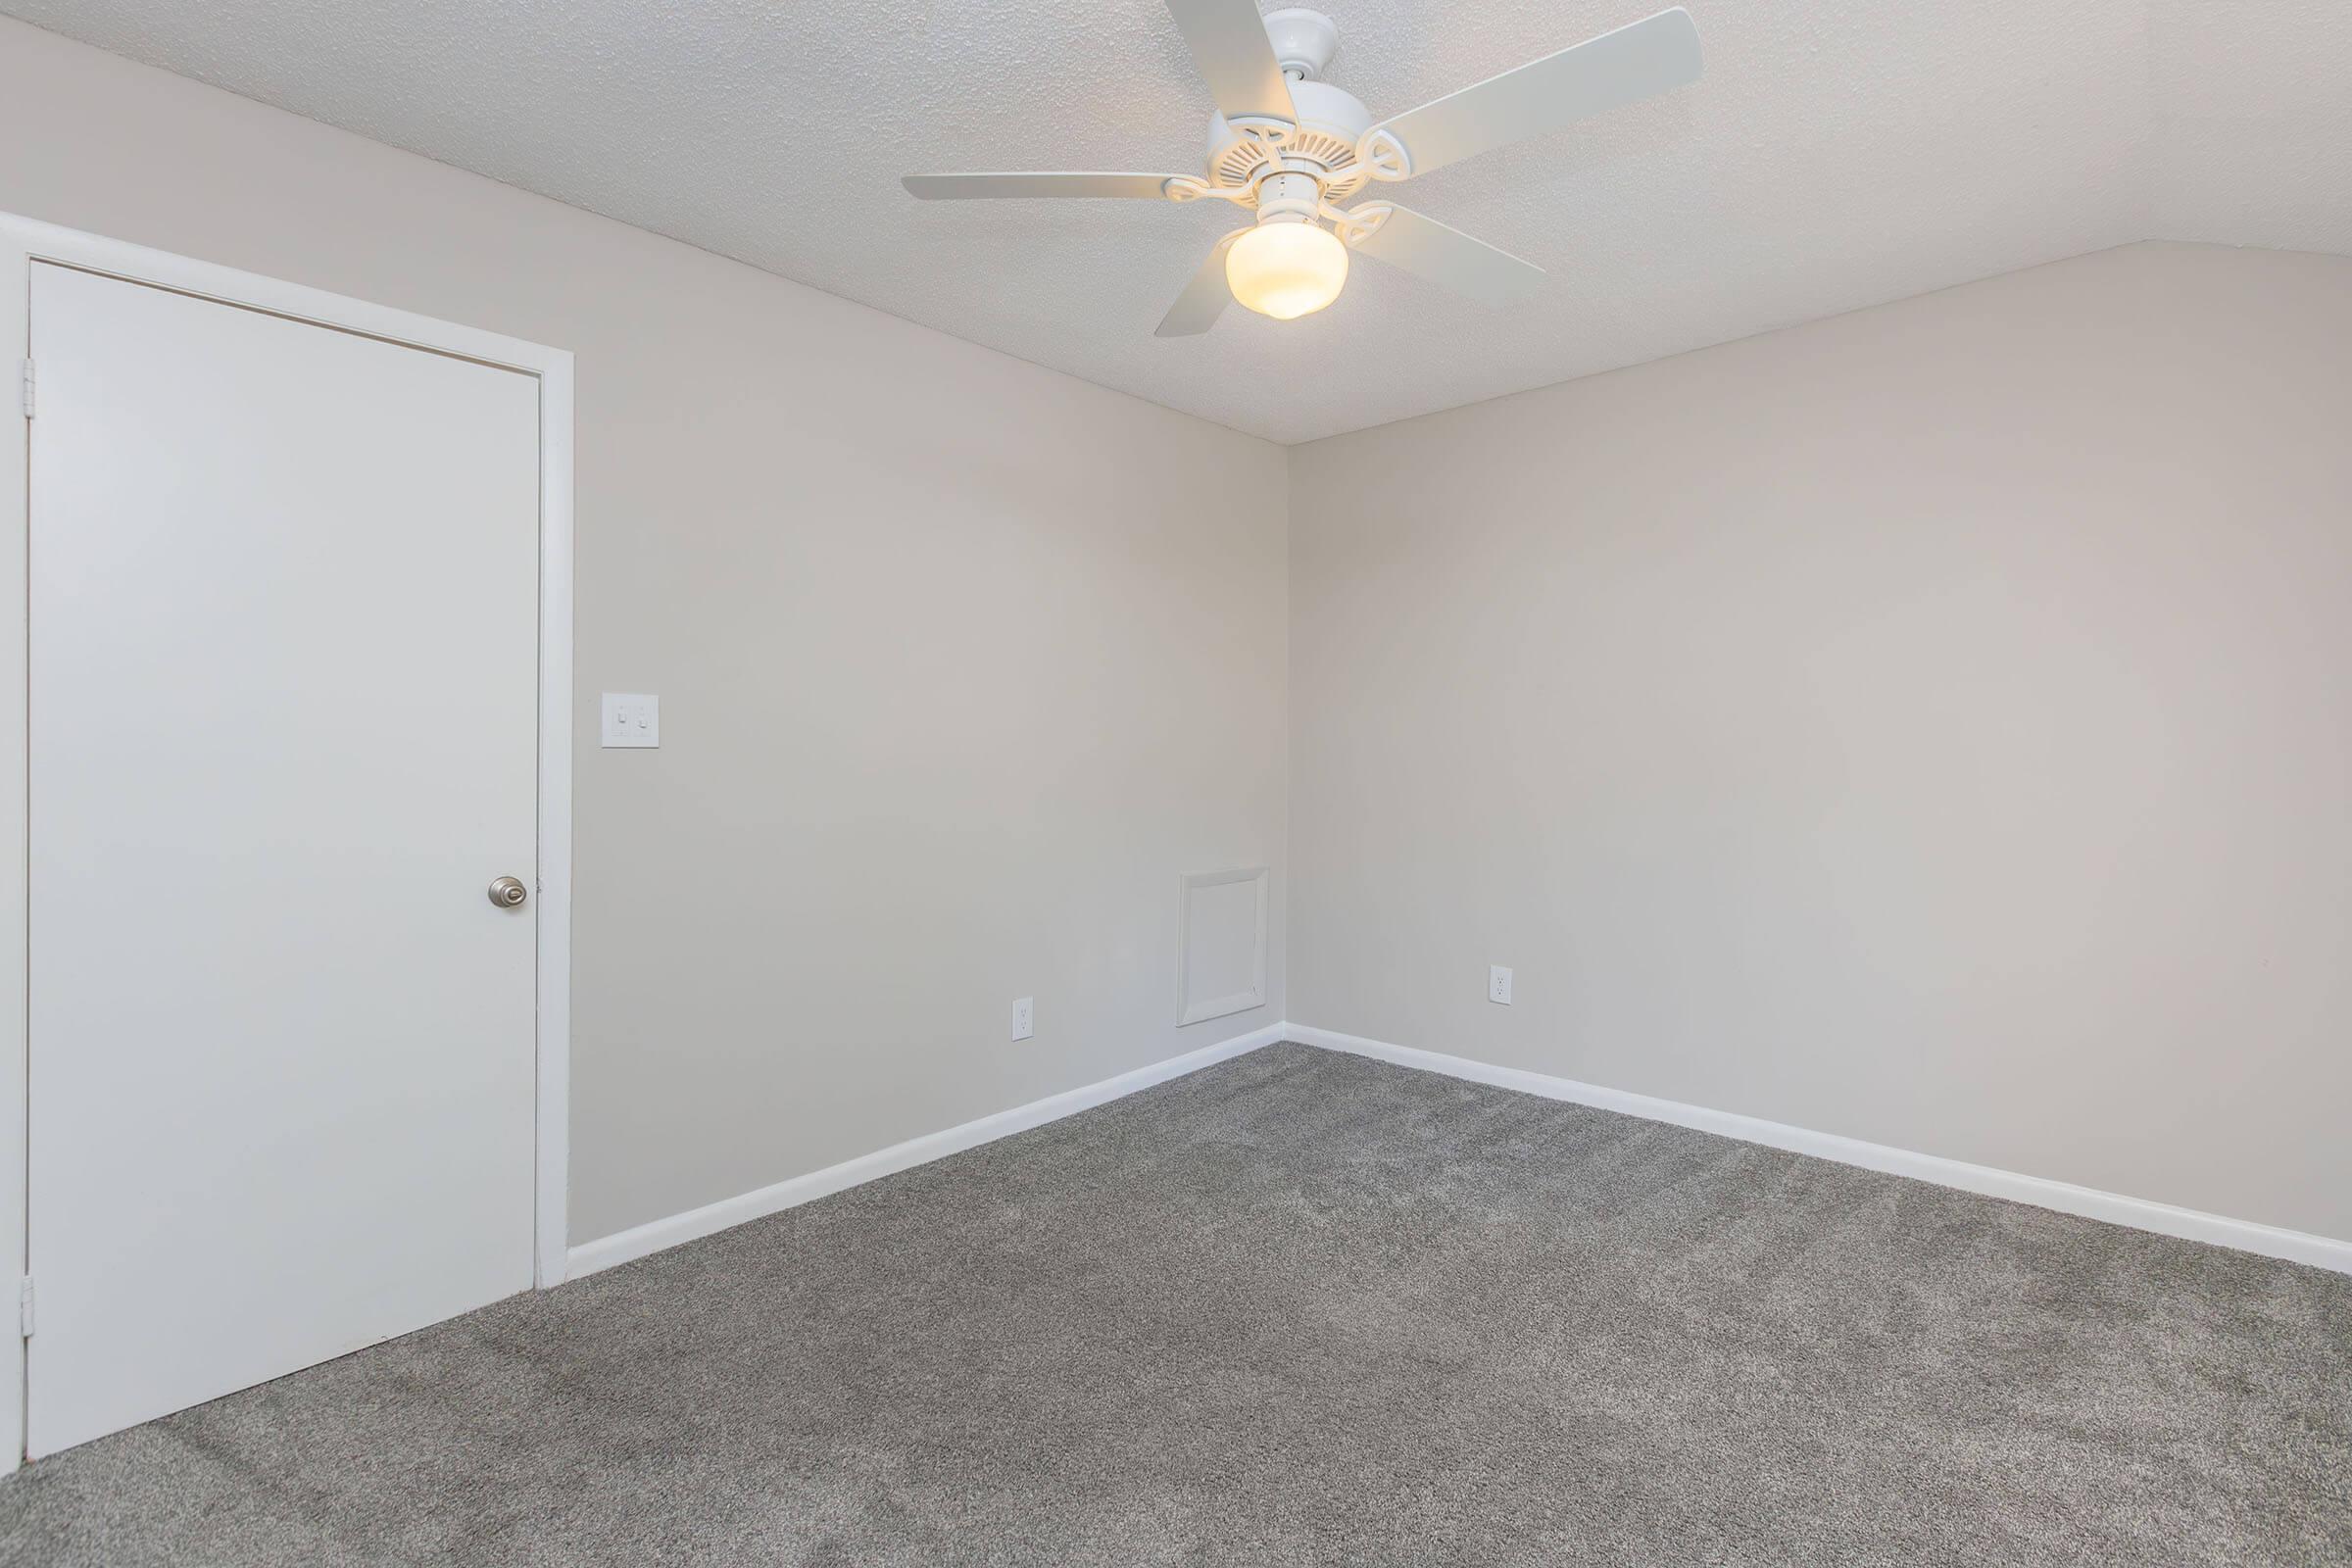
1489, 965, 1513, 1005
1010, 997, 1035, 1042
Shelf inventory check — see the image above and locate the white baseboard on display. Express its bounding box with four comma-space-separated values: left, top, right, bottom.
564, 1020, 1289, 1281
1289, 1024, 2352, 1277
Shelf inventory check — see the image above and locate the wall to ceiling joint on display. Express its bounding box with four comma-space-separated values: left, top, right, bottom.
0, 0, 2343, 443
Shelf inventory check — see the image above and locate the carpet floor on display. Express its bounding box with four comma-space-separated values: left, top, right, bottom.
3, 1041, 2347, 1566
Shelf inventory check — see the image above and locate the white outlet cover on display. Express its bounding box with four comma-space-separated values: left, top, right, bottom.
1011, 997, 1035, 1042
1490, 965, 1513, 1005
601, 692, 659, 749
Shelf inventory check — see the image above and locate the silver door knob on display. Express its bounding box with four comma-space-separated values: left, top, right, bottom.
488, 876, 529, 908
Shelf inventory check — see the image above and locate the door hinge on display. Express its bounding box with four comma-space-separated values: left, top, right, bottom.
19, 358, 31, 419
16, 1277, 30, 1338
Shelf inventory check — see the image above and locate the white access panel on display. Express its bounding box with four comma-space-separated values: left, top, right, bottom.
1176, 866, 1269, 1025
25, 263, 542, 1456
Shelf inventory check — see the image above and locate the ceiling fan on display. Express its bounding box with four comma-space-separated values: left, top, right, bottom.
903, 3, 1702, 335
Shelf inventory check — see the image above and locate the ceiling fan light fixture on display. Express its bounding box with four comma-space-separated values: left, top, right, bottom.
1225, 219, 1349, 320
903, 4, 1705, 337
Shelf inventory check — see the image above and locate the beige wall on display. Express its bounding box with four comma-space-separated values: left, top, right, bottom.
0, 17, 1288, 1244
1290, 242, 2352, 1242
8, 15, 2344, 1254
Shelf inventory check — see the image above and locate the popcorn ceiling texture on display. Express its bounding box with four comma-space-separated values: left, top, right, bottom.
2, 0, 2344, 443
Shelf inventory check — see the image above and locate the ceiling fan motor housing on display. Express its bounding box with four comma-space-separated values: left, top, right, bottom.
1204, 76, 1375, 206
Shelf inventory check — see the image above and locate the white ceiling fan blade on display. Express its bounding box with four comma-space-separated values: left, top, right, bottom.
1341, 204, 1544, 308
1164, 0, 1298, 124
1363, 8, 1701, 180
902, 172, 1185, 200
1154, 230, 1250, 337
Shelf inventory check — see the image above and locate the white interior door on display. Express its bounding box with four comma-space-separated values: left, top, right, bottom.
25, 262, 542, 1456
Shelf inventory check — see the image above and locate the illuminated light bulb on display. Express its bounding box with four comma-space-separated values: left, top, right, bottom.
1225, 220, 1349, 321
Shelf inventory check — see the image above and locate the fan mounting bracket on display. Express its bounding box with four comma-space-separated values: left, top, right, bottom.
1328, 201, 1393, 247
1357, 126, 1412, 182
1164, 175, 1253, 206
1262, 9, 1340, 81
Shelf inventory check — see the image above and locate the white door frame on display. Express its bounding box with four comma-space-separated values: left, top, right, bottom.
0, 214, 575, 1472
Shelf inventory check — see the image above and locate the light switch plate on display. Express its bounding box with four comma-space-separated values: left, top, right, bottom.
1489, 965, 1513, 1005
1011, 997, 1035, 1042
601, 693, 659, 749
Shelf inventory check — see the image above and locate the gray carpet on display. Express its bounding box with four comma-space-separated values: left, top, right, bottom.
4, 1042, 2347, 1566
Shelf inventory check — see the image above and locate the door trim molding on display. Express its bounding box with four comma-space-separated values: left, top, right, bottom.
0, 214, 578, 1469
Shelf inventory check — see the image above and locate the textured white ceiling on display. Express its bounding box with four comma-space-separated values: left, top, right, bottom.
5, 1, 2346, 443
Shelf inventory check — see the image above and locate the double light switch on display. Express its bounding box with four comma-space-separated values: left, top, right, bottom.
601, 693, 659, 749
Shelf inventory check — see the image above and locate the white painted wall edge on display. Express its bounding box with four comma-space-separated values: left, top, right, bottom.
1288, 1025, 2352, 1278
564, 1021, 1290, 1280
